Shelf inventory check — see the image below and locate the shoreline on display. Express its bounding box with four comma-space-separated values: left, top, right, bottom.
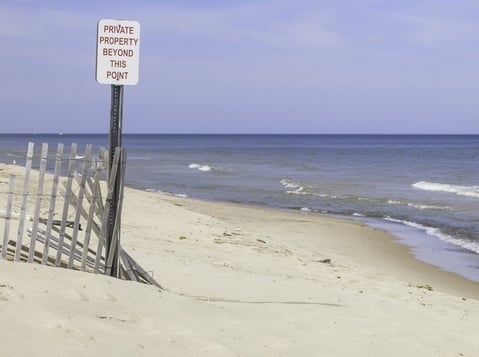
359, 216, 479, 283
0, 163, 478, 355
141, 191, 478, 299
141, 187, 479, 285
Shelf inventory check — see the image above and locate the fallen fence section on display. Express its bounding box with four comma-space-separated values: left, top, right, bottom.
0, 142, 161, 288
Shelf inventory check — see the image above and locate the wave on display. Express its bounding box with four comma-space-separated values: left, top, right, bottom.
280, 178, 338, 198
383, 216, 479, 254
188, 163, 233, 174
279, 179, 457, 213
407, 203, 451, 210
387, 199, 451, 211
355, 197, 451, 211
145, 188, 189, 198
188, 163, 213, 172
280, 178, 308, 195
412, 181, 479, 198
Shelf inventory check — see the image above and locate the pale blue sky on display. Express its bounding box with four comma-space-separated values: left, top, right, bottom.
1, 0, 478, 133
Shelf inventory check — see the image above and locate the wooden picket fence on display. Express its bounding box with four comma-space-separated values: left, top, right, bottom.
0, 142, 160, 288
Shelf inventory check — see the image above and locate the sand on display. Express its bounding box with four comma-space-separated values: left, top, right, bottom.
0, 163, 478, 356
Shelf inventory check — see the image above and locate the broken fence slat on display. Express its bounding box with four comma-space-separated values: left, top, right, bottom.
7, 241, 44, 264
31, 229, 101, 270
119, 248, 138, 282
122, 250, 162, 289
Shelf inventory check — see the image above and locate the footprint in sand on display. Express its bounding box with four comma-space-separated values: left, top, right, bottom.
105, 292, 117, 302
68, 289, 90, 302
0, 283, 15, 301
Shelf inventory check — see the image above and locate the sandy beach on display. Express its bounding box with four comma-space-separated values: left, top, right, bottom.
0, 163, 478, 356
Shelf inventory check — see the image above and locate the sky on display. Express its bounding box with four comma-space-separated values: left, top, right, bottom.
1, 0, 478, 134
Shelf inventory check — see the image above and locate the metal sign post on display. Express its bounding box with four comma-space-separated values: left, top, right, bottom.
109, 85, 123, 165
96, 18, 140, 277
107, 84, 123, 277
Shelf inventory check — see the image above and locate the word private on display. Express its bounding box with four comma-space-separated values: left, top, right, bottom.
96, 19, 140, 86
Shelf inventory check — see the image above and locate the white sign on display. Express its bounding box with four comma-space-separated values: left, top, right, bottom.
96, 19, 140, 85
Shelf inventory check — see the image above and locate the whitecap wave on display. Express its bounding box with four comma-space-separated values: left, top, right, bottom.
407, 203, 451, 211
188, 163, 213, 172
280, 178, 308, 195
388, 198, 451, 211
412, 181, 479, 198
383, 216, 479, 254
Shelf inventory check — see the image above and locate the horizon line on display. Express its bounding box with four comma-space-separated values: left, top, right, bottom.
0, 132, 478, 136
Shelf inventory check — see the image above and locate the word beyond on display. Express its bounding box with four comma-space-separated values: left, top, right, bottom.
102, 48, 134, 57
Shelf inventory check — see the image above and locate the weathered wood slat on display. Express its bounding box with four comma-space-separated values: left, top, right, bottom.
7, 239, 51, 265
15, 142, 34, 262
119, 248, 138, 282
68, 144, 93, 268
40, 219, 103, 267
1, 176, 16, 259
85, 148, 106, 218
67, 185, 101, 237
28, 143, 49, 263
2, 175, 15, 259
81, 162, 103, 271
48, 223, 100, 261
68, 149, 107, 241
42, 143, 64, 265
74, 175, 102, 224
55, 143, 77, 266
121, 250, 162, 289
31, 229, 101, 270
